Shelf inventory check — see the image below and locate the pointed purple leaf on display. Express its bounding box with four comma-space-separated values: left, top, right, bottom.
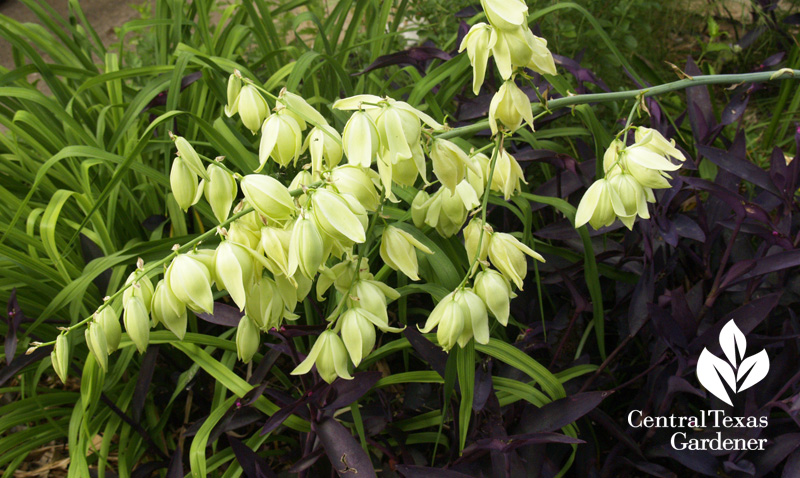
195, 302, 243, 327
316, 417, 376, 478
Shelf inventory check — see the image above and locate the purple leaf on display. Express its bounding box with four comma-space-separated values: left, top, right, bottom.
404, 327, 447, 378
321, 371, 381, 410
5, 289, 24, 365
463, 432, 583, 454
665, 447, 718, 476
131, 345, 159, 422
753, 433, 800, 477
261, 396, 309, 436
288, 448, 324, 474
472, 360, 492, 412
691, 293, 781, 355
166, 447, 183, 478
697, 141, 781, 198
356, 47, 451, 76
0, 346, 52, 386
685, 57, 715, 144
726, 250, 800, 286
228, 434, 277, 478
519, 391, 611, 433
316, 417, 376, 478
195, 302, 243, 327
628, 264, 653, 336
721, 89, 750, 125
620, 458, 677, 478
782, 448, 800, 478
395, 466, 474, 478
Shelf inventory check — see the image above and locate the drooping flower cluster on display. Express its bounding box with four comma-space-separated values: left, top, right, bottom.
575, 127, 687, 230
65, 0, 562, 384
459, 0, 557, 135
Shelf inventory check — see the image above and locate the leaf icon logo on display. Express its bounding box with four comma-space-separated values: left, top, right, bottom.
696, 320, 770, 406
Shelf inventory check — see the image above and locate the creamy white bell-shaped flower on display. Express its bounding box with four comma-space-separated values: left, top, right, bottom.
236, 84, 269, 134
419, 291, 464, 352
123, 295, 150, 354
151, 279, 187, 339
340, 308, 376, 367
342, 111, 379, 168
170, 158, 202, 212
464, 218, 491, 263
487, 232, 545, 289
310, 189, 366, 244
288, 214, 326, 279
329, 165, 381, 211
609, 172, 650, 230
236, 315, 260, 363
459, 23, 496, 94
224, 73, 242, 118
203, 162, 237, 224
380, 226, 433, 281
173, 135, 209, 180
490, 148, 527, 199
95, 306, 121, 354
474, 269, 515, 326
85, 322, 108, 372
123, 269, 154, 313
258, 111, 303, 170
166, 253, 214, 314
291, 330, 353, 383
245, 277, 286, 330
240, 174, 295, 224
304, 124, 343, 173
489, 80, 534, 135
259, 226, 293, 277
575, 178, 624, 230
634, 127, 686, 162
480, 0, 528, 31
430, 139, 480, 193
214, 241, 256, 311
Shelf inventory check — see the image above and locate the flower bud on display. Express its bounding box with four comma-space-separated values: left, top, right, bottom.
85, 322, 109, 372
258, 111, 302, 170
602, 139, 625, 177
304, 124, 343, 172
224, 73, 242, 117
204, 162, 237, 223
491, 27, 557, 79
411, 190, 430, 228
173, 135, 209, 180
278, 89, 327, 130
291, 330, 352, 383
342, 111, 379, 168
214, 241, 256, 311
166, 254, 215, 314
171, 158, 202, 212
491, 148, 527, 199
464, 218, 491, 263
123, 270, 154, 313
260, 226, 293, 277
430, 139, 474, 193
575, 178, 624, 230
480, 0, 527, 31
474, 269, 514, 326
380, 226, 433, 281
310, 189, 366, 244
340, 308, 376, 366
351, 279, 400, 327
123, 295, 150, 354
51, 334, 69, 383
96, 306, 121, 353
488, 232, 545, 289
329, 165, 380, 211
245, 277, 284, 330
455, 288, 490, 347
240, 174, 296, 224
419, 292, 464, 352
634, 127, 685, 162
151, 279, 188, 339
459, 23, 495, 95
235, 316, 260, 363
489, 79, 533, 135
237, 84, 269, 134
288, 214, 326, 279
